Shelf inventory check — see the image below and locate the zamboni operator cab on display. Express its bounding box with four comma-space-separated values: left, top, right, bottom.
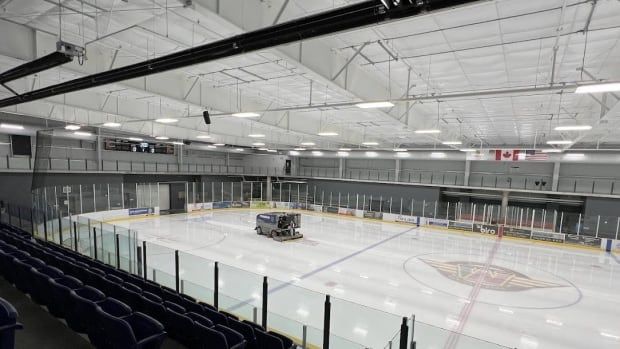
255, 212, 303, 242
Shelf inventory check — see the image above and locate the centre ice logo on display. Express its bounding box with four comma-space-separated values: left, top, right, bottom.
422, 259, 565, 291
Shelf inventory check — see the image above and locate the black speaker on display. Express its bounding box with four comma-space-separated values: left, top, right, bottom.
183, 140, 192, 145
203, 111, 211, 125
285, 160, 291, 175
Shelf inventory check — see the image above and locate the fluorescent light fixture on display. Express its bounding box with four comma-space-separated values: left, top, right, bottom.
545, 319, 563, 327
442, 141, 462, 145
459, 148, 476, 152
232, 112, 260, 118
172, 141, 184, 145
258, 148, 268, 151
248, 134, 265, 138
155, 118, 178, 123
312, 151, 323, 156
339, 148, 352, 151
74, 131, 92, 136
337, 151, 349, 157
289, 151, 300, 156
235, 148, 244, 152
252, 142, 265, 146
294, 147, 306, 151
541, 148, 563, 153
196, 135, 211, 139
498, 307, 514, 315
600, 332, 620, 340
355, 101, 394, 109
318, 132, 338, 136
267, 149, 277, 153
128, 137, 143, 141
65, 125, 80, 131
554, 125, 592, 131
565, 153, 585, 158
353, 327, 368, 337
0, 123, 24, 130
155, 136, 169, 140
395, 152, 410, 158
393, 148, 407, 152
575, 82, 620, 94
103, 122, 121, 127
546, 140, 573, 145
214, 143, 225, 146
430, 152, 446, 158
207, 145, 217, 149
415, 129, 441, 134
300, 142, 315, 146
362, 141, 379, 146
365, 151, 378, 157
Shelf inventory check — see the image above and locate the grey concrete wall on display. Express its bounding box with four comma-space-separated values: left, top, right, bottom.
305, 178, 441, 203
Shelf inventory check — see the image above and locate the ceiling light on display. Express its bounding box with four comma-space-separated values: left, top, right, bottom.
172, 141, 184, 145
258, 147, 268, 151
294, 147, 306, 151
155, 136, 169, 140
248, 134, 265, 138
459, 148, 476, 152
395, 152, 410, 158
415, 129, 441, 134
214, 143, 225, 146
252, 142, 265, 146
393, 148, 407, 152
541, 148, 563, 153
289, 151, 300, 156
430, 152, 446, 158
155, 118, 178, 123
301, 142, 315, 146
232, 112, 260, 118
65, 125, 80, 131
267, 149, 277, 153
365, 151, 378, 157
128, 137, 143, 141
339, 148, 352, 151
546, 140, 572, 145
0, 123, 24, 130
355, 101, 394, 109
442, 141, 462, 145
362, 141, 379, 146
575, 82, 620, 94
207, 145, 217, 149
235, 148, 244, 152
312, 151, 323, 156
337, 151, 349, 157
74, 131, 91, 136
196, 135, 211, 139
103, 122, 121, 127
600, 332, 620, 340
554, 125, 592, 131
565, 153, 585, 158
318, 132, 338, 136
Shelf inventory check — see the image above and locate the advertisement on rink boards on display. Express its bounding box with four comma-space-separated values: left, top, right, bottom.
382, 213, 422, 226
250, 201, 270, 209
448, 221, 474, 231
308, 204, 323, 212
531, 230, 566, 243
338, 208, 356, 216
324, 206, 339, 214
565, 234, 601, 247
128, 207, 154, 216
213, 202, 232, 209
600, 238, 620, 252
427, 218, 449, 227
473, 223, 499, 235
363, 211, 383, 220
503, 227, 532, 239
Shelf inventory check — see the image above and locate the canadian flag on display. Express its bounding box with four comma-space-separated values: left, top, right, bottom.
495, 149, 520, 161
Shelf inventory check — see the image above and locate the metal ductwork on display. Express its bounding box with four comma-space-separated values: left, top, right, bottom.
0, 0, 479, 108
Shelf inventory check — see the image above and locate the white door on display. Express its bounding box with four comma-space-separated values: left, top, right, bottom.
158, 183, 170, 211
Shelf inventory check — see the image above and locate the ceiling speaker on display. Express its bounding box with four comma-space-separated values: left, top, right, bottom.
203, 111, 211, 125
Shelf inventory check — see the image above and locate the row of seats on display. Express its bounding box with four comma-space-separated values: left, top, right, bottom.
0, 297, 22, 349
0, 223, 295, 349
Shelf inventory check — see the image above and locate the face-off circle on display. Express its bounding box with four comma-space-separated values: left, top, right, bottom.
403, 252, 582, 310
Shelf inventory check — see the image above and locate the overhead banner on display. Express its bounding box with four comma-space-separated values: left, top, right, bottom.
495, 149, 519, 161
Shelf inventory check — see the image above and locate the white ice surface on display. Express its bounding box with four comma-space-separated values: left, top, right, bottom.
114, 209, 620, 349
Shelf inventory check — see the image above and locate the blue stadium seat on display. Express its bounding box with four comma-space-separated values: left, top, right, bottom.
30, 266, 64, 305
89, 298, 133, 346
48, 275, 83, 318
164, 304, 195, 347
140, 293, 167, 325
66, 286, 106, 333
0, 297, 23, 349
227, 317, 258, 349
96, 308, 166, 349
214, 324, 247, 349
186, 312, 213, 328
202, 305, 228, 326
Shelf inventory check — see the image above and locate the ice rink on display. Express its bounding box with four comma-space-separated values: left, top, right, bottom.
114, 209, 620, 349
